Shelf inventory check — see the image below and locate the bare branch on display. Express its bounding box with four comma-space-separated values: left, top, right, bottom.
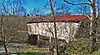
64, 0, 91, 5
2, 0, 10, 14
88, 0, 92, 4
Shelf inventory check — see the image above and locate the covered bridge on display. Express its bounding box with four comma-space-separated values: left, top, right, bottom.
27, 15, 87, 47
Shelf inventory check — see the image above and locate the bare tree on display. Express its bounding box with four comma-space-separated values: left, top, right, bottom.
64, 0, 99, 52
0, 12, 8, 55
1, 0, 26, 16
0, 0, 27, 54
49, 0, 58, 55
44, 0, 70, 15
30, 8, 44, 16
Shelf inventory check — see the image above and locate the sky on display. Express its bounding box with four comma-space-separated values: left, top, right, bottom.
0, 0, 100, 16
26, 0, 46, 8
26, 0, 48, 14
25, 0, 91, 15
26, 0, 93, 15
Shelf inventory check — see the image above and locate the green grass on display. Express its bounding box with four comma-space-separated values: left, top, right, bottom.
8, 44, 49, 53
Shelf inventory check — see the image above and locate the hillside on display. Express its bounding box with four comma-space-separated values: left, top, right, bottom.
0, 16, 28, 43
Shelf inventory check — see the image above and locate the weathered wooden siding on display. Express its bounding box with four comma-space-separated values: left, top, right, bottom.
27, 22, 79, 42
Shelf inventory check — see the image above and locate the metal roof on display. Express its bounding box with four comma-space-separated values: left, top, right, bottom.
28, 15, 87, 23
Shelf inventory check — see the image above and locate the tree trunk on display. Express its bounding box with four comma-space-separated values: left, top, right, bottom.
90, 0, 98, 52
49, 0, 58, 55
1, 16, 8, 55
